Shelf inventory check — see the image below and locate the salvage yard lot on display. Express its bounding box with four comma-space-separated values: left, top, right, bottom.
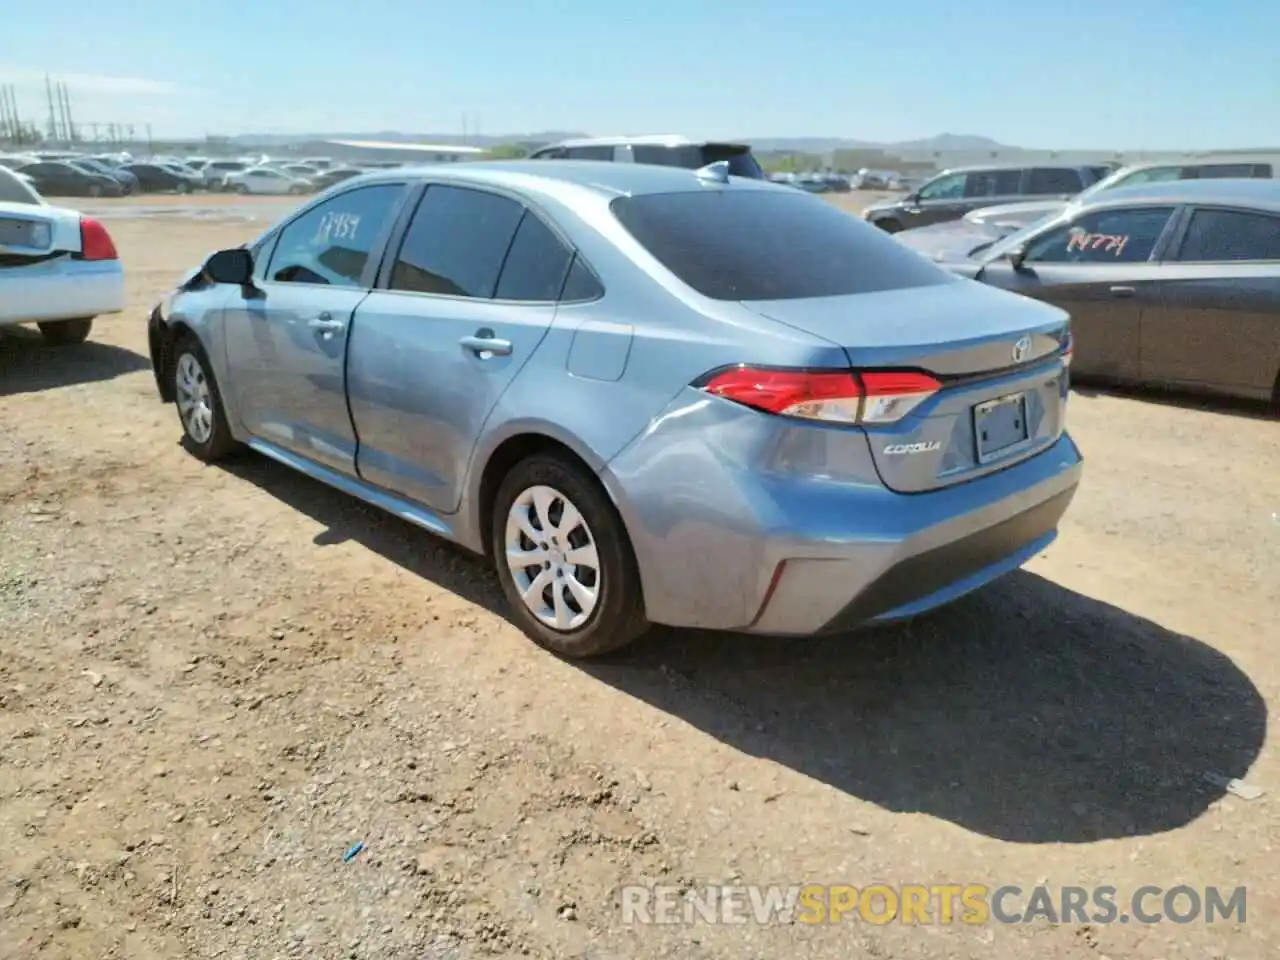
1, 196, 1278, 960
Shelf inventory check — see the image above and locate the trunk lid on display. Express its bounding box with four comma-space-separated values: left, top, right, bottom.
744, 281, 1071, 493
0, 201, 82, 265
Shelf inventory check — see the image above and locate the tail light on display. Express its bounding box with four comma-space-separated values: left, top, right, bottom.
79, 217, 118, 261
696, 365, 941, 426
1061, 331, 1073, 367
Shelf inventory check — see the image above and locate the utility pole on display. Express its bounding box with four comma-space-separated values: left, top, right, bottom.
60, 82, 75, 143
45, 74, 59, 142
0, 86, 11, 140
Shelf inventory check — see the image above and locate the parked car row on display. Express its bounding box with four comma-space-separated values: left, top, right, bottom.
0, 150, 371, 198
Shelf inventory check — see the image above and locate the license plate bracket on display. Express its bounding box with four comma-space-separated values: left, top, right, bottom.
974, 392, 1029, 463
0, 217, 50, 250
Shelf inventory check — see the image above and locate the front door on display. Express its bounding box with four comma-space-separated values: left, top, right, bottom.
979, 205, 1178, 382
347, 183, 573, 512
221, 182, 408, 473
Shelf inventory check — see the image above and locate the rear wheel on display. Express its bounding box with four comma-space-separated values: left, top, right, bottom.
234, 183, 249, 195
876, 217, 903, 234
37, 318, 93, 344
172, 335, 241, 462
492, 454, 648, 658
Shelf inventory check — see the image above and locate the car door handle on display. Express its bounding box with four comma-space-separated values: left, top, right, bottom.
307, 313, 346, 333
460, 333, 512, 357
1109, 285, 1136, 299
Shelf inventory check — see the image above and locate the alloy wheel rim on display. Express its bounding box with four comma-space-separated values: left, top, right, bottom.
175, 352, 214, 444
504, 485, 601, 631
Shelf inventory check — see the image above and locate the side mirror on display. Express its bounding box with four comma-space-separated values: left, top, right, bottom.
203, 248, 254, 285
1005, 244, 1028, 271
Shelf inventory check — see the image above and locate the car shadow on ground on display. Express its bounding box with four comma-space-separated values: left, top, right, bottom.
1072, 380, 1277, 421
0, 327, 151, 397
223, 453, 1268, 846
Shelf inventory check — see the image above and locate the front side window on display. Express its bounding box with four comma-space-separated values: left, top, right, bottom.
964, 169, 1022, 198
610, 190, 954, 301
1177, 208, 1280, 261
1024, 206, 1175, 264
389, 185, 525, 298
916, 172, 966, 201
266, 184, 404, 287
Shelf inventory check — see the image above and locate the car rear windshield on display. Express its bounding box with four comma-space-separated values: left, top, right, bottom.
611, 190, 955, 301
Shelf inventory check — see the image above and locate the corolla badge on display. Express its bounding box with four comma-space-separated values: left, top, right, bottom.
883, 441, 942, 455
1012, 335, 1032, 363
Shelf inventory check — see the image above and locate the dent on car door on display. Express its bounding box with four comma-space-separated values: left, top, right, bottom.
980, 205, 1177, 382
346, 184, 570, 512
1148, 206, 1280, 399
220, 183, 407, 471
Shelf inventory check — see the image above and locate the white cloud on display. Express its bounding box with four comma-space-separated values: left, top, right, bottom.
0, 64, 179, 96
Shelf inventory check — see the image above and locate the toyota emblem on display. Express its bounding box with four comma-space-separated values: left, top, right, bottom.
1012, 336, 1032, 363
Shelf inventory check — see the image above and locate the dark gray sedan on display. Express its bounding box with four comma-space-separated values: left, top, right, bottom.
929, 179, 1280, 404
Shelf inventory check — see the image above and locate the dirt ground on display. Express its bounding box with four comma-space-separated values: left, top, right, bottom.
1, 195, 1278, 960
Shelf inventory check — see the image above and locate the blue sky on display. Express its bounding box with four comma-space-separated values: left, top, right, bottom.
3, 0, 1277, 149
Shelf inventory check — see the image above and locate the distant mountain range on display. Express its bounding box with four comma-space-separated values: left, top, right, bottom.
220, 130, 1014, 153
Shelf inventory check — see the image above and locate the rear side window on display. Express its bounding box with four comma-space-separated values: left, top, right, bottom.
494, 212, 574, 301
560, 256, 604, 301
964, 170, 1021, 198
390, 185, 524, 298
610, 190, 954, 301
1176, 208, 1280, 261
632, 145, 765, 179
1195, 163, 1269, 179
1027, 168, 1084, 195
565, 145, 614, 161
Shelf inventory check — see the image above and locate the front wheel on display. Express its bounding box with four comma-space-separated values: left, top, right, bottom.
172, 335, 242, 462
492, 454, 649, 658
234, 183, 249, 195
38, 317, 93, 344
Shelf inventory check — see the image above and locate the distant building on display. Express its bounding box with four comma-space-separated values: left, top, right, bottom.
322, 139, 490, 165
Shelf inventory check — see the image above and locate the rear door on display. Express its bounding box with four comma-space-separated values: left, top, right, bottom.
221, 182, 408, 471
978, 205, 1179, 382
1146, 205, 1280, 398
347, 183, 569, 511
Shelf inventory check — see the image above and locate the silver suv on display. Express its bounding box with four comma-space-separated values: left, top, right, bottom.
528, 135, 766, 179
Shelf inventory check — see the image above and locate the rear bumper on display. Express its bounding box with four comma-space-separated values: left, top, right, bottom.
0, 259, 125, 326
602, 390, 1082, 635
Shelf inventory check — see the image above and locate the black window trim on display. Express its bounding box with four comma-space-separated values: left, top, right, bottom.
259, 180, 412, 290
372, 179, 605, 305
1022, 202, 1187, 266
1161, 203, 1280, 264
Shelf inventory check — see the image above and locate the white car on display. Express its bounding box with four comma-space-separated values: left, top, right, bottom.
222, 167, 313, 196
0, 167, 125, 344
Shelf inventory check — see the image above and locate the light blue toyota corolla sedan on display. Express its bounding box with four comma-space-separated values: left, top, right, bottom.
147, 160, 1082, 658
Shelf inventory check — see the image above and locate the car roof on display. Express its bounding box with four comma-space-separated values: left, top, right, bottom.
352, 159, 779, 199
541, 134, 750, 150
1075, 177, 1280, 213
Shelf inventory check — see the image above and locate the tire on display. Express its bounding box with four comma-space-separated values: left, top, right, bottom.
171, 334, 241, 462
491, 454, 648, 658
37, 317, 93, 344
88, 184, 102, 199
234, 183, 249, 195
876, 218, 903, 234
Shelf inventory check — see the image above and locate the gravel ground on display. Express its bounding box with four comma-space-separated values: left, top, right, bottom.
1, 198, 1278, 960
